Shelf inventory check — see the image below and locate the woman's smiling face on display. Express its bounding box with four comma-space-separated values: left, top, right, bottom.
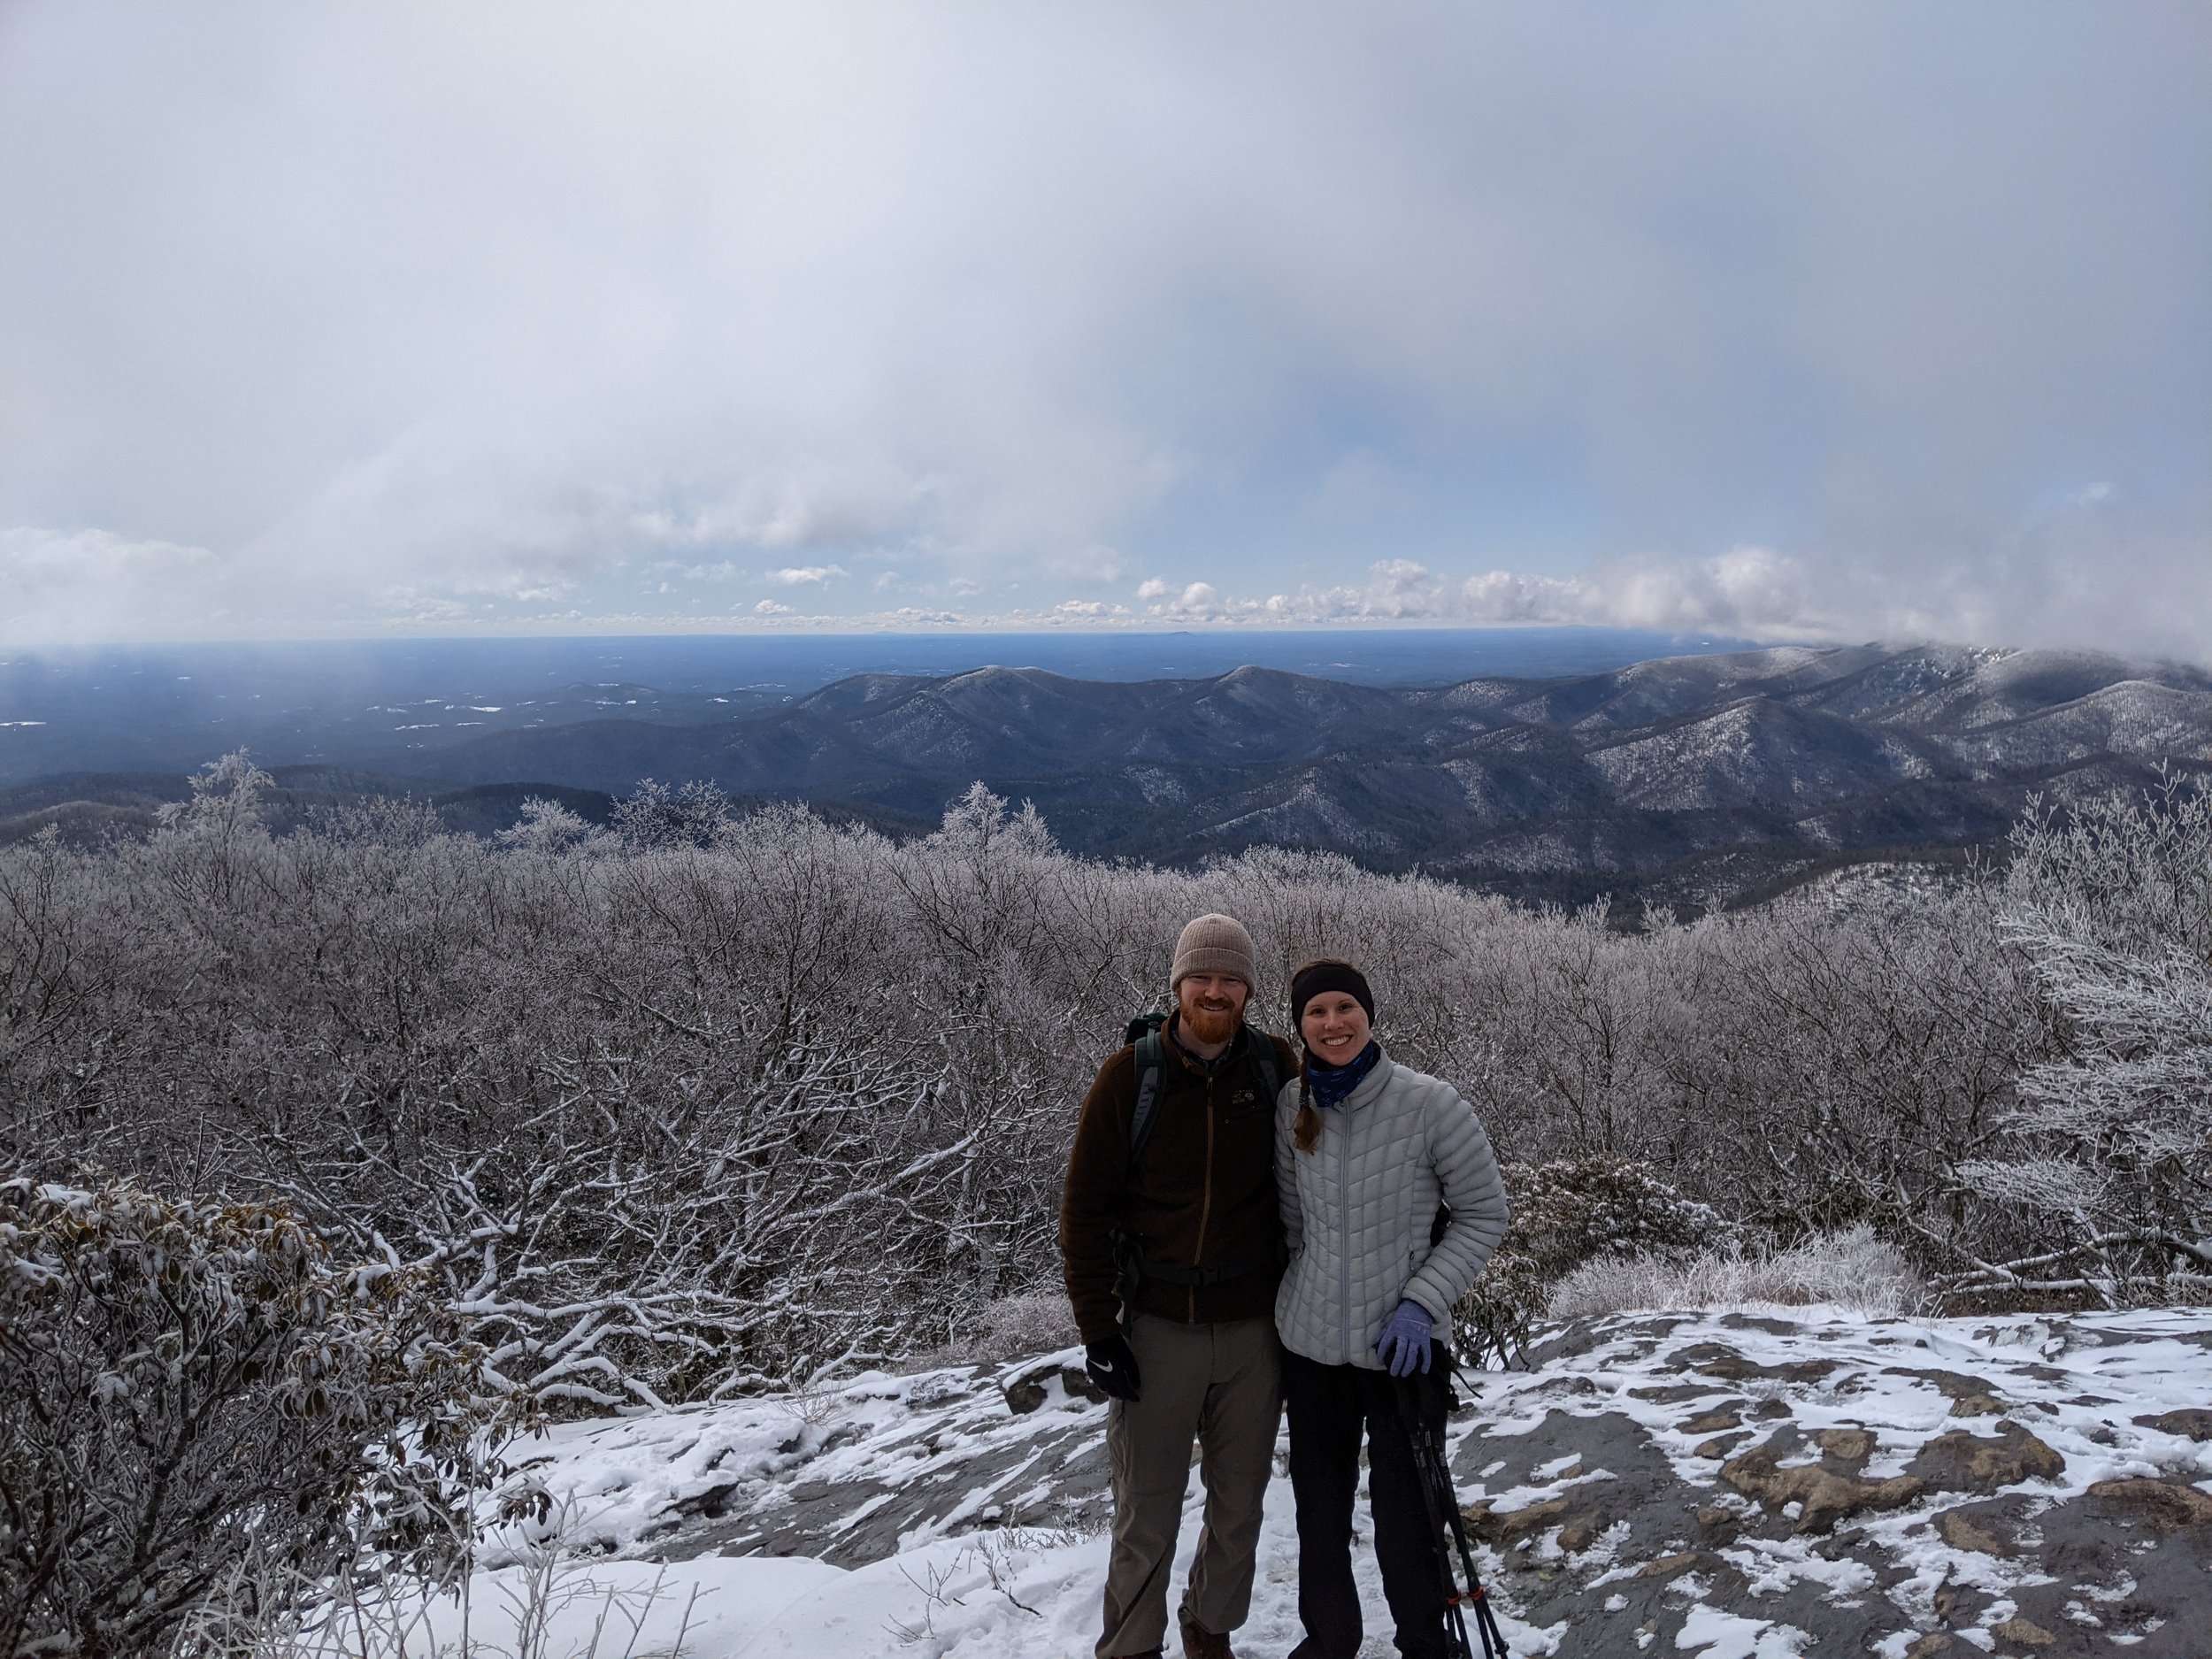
1300, 991, 1371, 1068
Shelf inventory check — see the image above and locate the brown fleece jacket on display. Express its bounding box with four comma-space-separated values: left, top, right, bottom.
1059, 1018, 1299, 1343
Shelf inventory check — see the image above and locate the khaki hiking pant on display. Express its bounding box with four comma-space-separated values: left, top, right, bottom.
1096, 1313, 1282, 1659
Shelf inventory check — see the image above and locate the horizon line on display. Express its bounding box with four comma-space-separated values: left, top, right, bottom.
2, 621, 1795, 652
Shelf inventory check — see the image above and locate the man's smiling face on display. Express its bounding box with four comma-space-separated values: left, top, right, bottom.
1179, 970, 1248, 1047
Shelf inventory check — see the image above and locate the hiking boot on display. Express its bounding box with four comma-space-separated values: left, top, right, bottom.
1178, 1607, 1233, 1659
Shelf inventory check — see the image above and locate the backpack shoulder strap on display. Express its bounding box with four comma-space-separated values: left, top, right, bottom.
1248, 1032, 1281, 1103
1128, 1030, 1166, 1166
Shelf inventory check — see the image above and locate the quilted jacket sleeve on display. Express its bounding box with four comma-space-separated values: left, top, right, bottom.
1400, 1081, 1510, 1325
1275, 1079, 1304, 1258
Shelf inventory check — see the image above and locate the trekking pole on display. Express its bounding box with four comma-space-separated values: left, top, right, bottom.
1432, 1352, 1514, 1656
1394, 1370, 1511, 1659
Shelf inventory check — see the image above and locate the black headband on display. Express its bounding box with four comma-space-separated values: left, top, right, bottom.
1290, 960, 1375, 1029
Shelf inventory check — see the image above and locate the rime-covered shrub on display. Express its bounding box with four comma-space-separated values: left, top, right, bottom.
1548, 1225, 1925, 1319
2003, 772, 2212, 958
16, 750, 2186, 1394
496, 795, 595, 853
1455, 1156, 1741, 1365
1947, 775, 2212, 1305
0, 1176, 503, 1658
906, 1287, 1084, 1371
966, 1290, 1080, 1366
611, 778, 736, 849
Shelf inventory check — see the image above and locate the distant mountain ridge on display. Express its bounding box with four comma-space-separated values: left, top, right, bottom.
396, 642, 2212, 878
9, 642, 2209, 907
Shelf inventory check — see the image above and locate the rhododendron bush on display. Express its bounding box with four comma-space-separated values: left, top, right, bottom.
0, 1177, 504, 1657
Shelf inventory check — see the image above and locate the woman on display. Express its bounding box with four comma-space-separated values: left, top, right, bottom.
1274, 959, 1511, 1659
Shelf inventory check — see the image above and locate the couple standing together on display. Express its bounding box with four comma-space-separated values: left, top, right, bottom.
1060, 913, 1512, 1659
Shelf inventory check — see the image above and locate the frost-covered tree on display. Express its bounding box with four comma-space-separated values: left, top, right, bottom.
1949, 778, 2212, 1302
611, 778, 734, 849
496, 795, 595, 853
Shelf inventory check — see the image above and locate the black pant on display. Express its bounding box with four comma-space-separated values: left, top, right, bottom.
1281, 1347, 1451, 1659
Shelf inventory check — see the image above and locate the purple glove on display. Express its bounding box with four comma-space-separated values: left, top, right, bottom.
1373, 1299, 1433, 1378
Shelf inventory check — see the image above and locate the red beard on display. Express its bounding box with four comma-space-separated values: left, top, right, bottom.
1182, 1002, 1240, 1046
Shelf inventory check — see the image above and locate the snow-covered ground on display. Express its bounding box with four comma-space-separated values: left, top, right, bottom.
394, 1309, 2210, 1658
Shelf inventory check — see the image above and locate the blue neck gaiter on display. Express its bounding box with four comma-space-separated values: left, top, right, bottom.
1306, 1041, 1381, 1109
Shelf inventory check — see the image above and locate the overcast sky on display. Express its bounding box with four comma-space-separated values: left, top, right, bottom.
3, 2, 2207, 653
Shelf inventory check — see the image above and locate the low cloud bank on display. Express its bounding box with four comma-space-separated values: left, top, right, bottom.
4, 4, 2205, 656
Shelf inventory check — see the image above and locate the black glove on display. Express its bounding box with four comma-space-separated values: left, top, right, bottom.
1085, 1334, 1142, 1402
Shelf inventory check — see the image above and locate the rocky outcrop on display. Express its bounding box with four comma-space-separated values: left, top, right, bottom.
493, 1308, 2212, 1658
1452, 1311, 2212, 1656
1905, 1420, 2066, 1493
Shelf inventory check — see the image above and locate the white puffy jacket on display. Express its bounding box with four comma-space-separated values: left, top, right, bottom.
1274, 1048, 1510, 1369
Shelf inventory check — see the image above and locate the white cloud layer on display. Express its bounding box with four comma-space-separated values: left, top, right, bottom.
1, 2, 2206, 652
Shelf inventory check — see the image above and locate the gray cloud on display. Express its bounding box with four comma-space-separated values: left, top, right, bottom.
1, 2, 2206, 651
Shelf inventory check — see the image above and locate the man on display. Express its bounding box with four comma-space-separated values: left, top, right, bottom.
1061, 913, 1297, 1659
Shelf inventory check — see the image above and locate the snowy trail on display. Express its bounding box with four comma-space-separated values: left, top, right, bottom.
419, 1309, 2211, 1658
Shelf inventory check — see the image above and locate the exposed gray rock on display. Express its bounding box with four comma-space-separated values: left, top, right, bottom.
1886, 1365, 2010, 1417
1437, 1311, 2212, 1655
505, 1312, 2212, 1655
1906, 1420, 2067, 1494
2135, 1407, 2212, 1442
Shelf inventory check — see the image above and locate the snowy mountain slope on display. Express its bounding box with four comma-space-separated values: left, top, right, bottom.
1940, 681, 2212, 772
429, 1310, 2212, 1659
1505, 646, 1897, 733
1870, 650, 2212, 736
1779, 646, 2002, 725
1583, 700, 1930, 813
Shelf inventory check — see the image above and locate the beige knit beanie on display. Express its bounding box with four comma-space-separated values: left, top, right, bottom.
1171, 912, 1256, 989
